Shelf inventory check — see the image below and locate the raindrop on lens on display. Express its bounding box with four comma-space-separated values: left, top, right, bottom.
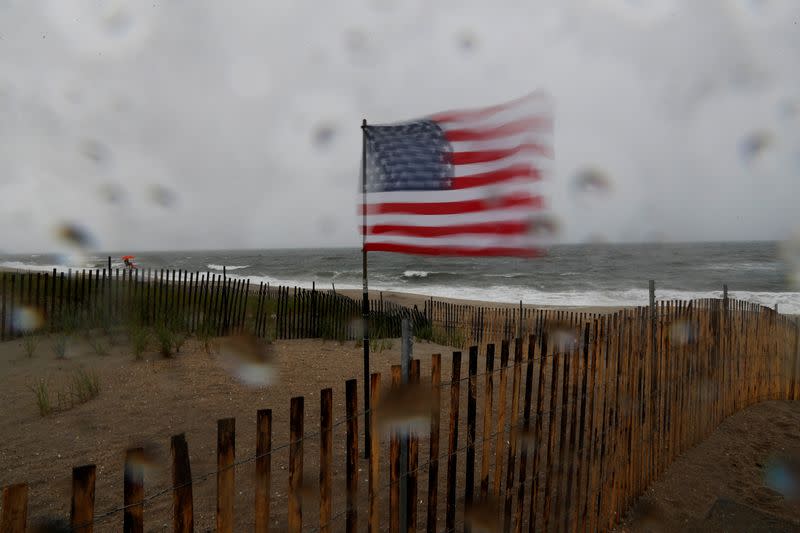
740, 130, 773, 163
12, 306, 44, 333
573, 167, 612, 195
377, 383, 435, 436
54, 222, 95, 249
669, 320, 697, 346
464, 497, 502, 532
217, 334, 277, 387
312, 123, 336, 148
149, 184, 176, 208
30, 517, 72, 533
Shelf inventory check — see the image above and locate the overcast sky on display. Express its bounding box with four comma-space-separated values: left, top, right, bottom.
0, 0, 798, 253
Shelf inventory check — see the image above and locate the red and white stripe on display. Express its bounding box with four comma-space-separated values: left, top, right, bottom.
362, 92, 554, 257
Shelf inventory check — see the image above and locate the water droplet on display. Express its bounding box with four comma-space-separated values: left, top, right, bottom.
344, 28, 367, 53
149, 184, 176, 207
54, 222, 95, 249
526, 215, 560, 238
456, 30, 479, 53
313, 123, 336, 148
740, 130, 773, 163
30, 516, 72, 533
464, 497, 502, 532
573, 167, 612, 195
780, 232, 800, 289
547, 321, 578, 352
668, 320, 697, 346
217, 334, 277, 387
125, 441, 162, 480
763, 455, 800, 501
632, 498, 666, 529
98, 182, 125, 204
80, 138, 110, 164
377, 382, 435, 436
12, 306, 44, 333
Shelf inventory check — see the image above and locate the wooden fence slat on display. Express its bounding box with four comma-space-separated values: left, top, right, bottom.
408, 358, 420, 533
503, 338, 524, 532
426, 354, 442, 533
562, 324, 584, 532
288, 396, 304, 533
479, 343, 495, 500
369, 372, 381, 533
445, 351, 462, 532
255, 409, 272, 533
123, 448, 144, 533
320, 388, 333, 533
465, 345, 479, 517
513, 334, 536, 533
216, 418, 235, 533
541, 325, 563, 531
345, 379, 359, 533
1, 483, 28, 533
492, 340, 510, 496
390, 365, 401, 533
171, 433, 193, 533
71, 464, 96, 533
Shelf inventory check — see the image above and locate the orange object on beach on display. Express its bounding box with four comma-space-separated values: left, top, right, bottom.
122, 255, 135, 260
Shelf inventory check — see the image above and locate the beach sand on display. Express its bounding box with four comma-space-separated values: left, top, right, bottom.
1, 330, 798, 531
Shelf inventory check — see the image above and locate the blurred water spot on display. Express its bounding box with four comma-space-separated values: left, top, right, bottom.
80, 138, 110, 165
44, 0, 156, 57
148, 184, 176, 208
779, 232, 800, 289
217, 334, 277, 387
344, 28, 367, 53
633, 498, 666, 531
348, 317, 364, 339
54, 221, 95, 249
595, 0, 679, 26
526, 215, 560, 238
464, 496, 502, 532
98, 182, 125, 204
377, 382, 435, 436
585, 233, 609, 244
740, 130, 773, 163
312, 123, 336, 148
12, 306, 44, 333
456, 30, 479, 53
30, 517, 72, 533
779, 99, 798, 119
125, 441, 162, 481
315, 214, 338, 237
668, 320, 698, 346
298, 472, 319, 504
547, 320, 579, 352
763, 455, 800, 501
573, 167, 613, 196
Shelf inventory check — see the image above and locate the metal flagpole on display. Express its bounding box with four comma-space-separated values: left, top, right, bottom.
361, 118, 371, 459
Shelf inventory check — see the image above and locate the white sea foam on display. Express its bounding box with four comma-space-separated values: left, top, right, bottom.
208, 264, 250, 271
403, 270, 430, 278
0, 261, 66, 273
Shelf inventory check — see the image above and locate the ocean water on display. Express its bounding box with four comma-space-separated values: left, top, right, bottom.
1, 242, 799, 313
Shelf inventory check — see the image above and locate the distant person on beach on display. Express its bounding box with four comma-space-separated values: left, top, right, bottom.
122, 255, 137, 270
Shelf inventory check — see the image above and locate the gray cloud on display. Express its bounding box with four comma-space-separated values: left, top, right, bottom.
0, 0, 798, 253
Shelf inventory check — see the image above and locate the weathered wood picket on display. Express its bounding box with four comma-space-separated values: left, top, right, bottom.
2, 299, 798, 531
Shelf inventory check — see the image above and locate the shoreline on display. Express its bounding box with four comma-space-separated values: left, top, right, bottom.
337, 288, 629, 314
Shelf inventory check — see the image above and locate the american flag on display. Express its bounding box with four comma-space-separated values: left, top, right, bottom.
360, 92, 554, 257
